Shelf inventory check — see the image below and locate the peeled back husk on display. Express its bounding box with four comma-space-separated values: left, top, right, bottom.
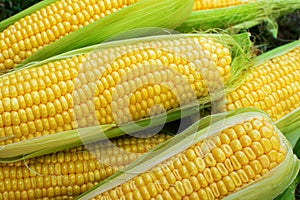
176, 0, 300, 36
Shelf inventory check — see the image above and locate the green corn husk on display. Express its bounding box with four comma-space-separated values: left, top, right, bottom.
274, 107, 300, 200
77, 108, 300, 200
275, 107, 300, 147
294, 140, 300, 159
176, 0, 300, 36
0, 0, 194, 68
275, 173, 300, 200
0, 32, 252, 162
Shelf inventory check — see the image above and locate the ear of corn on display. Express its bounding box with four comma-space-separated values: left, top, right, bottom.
0, 33, 252, 160
78, 109, 300, 199
0, 132, 171, 199
0, 0, 194, 70
177, 0, 300, 34
225, 40, 300, 122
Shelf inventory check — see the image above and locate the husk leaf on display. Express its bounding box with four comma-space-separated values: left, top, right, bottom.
294, 139, 300, 158
176, 0, 300, 34
283, 127, 300, 149
275, 173, 300, 200
276, 107, 300, 135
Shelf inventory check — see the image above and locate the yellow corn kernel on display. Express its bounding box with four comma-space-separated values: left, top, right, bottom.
0, 133, 171, 199
226, 46, 300, 121
0, 36, 232, 145
93, 117, 287, 199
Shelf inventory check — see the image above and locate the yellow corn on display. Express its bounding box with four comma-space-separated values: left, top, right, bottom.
0, 0, 139, 70
0, 36, 232, 145
193, 0, 255, 10
92, 117, 287, 199
226, 45, 300, 121
0, 132, 171, 199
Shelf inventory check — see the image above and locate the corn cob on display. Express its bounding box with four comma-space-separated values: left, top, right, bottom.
0, 0, 194, 70
79, 111, 300, 199
225, 41, 300, 122
193, 0, 255, 11
0, 34, 237, 146
0, 132, 171, 199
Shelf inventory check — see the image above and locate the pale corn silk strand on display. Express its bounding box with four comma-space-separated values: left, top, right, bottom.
225, 46, 300, 121
0, 35, 231, 146
0, 133, 172, 199
0, 0, 140, 70
193, 0, 256, 10
91, 117, 287, 200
